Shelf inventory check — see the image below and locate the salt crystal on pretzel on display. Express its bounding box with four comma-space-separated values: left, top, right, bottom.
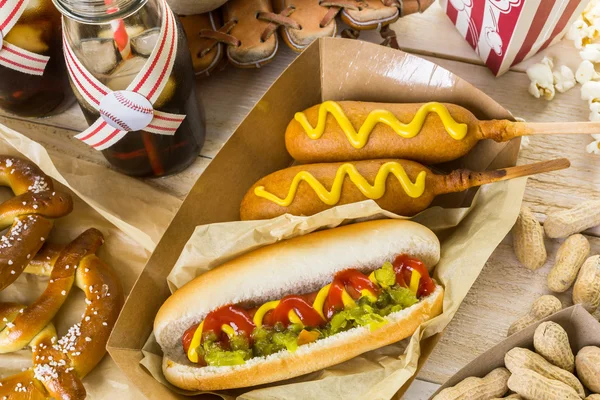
0, 229, 124, 399
0, 156, 73, 290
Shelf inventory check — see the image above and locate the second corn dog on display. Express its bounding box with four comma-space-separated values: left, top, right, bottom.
240, 158, 569, 220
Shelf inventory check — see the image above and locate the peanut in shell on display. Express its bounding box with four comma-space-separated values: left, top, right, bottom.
533, 321, 575, 372
544, 200, 600, 238
573, 255, 600, 313
433, 368, 510, 400
507, 295, 562, 336
547, 234, 590, 293
507, 368, 580, 400
576, 346, 600, 393
512, 206, 547, 270
504, 347, 584, 397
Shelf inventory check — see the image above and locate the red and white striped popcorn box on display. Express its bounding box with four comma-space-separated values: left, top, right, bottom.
439, 0, 588, 76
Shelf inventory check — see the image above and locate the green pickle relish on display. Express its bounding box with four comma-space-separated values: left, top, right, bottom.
195, 262, 421, 367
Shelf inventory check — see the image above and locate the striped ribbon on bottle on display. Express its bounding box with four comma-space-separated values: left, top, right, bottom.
63, 0, 185, 151
0, 0, 50, 75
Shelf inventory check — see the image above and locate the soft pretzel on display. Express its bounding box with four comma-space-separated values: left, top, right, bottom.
0, 229, 124, 399
0, 156, 73, 291
23, 243, 61, 277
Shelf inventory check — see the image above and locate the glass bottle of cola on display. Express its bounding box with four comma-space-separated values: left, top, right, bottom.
0, 0, 74, 117
53, 0, 205, 177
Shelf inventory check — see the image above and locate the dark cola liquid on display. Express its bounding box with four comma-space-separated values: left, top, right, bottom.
0, 0, 74, 117
75, 19, 205, 177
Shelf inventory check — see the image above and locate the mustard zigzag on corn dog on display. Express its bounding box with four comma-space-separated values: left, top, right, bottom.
254, 161, 427, 206
241, 159, 569, 220
285, 101, 533, 164
294, 101, 469, 148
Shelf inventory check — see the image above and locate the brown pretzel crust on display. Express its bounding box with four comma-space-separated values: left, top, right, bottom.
31, 254, 123, 398
0, 191, 73, 228
0, 302, 23, 330
0, 156, 55, 196
30, 323, 87, 400
0, 229, 103, 353
0, 156, 73, 291
0, 229, 124, 400
0, 215, 53, 291
0, 370, 48, 399
69, 254, 124, 377
24, 243, 61, 277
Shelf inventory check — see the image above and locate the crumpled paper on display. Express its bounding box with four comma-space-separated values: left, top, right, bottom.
140, 176, 527, 399
0, 122, 180, 399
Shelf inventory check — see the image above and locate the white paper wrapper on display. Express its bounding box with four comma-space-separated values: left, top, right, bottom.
140, 176, 527, 399
0, 122, 180, 399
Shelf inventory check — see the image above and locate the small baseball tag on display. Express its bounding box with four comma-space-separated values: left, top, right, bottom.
99, 90, 154, 132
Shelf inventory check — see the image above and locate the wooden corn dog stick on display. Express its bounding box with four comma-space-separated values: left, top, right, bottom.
433, 158, 571, 195
285, 101, 588, 164
506, 121, 600, 136
240, 158, 570, 220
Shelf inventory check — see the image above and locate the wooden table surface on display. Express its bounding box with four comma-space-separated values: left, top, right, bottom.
2, 3, 599, 399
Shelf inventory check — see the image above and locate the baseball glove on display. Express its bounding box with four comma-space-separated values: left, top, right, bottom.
184, 0, 434, 73
179, 12, 228, 76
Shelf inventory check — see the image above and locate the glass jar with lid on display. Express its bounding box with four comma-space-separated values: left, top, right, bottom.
54, 0, 205, 177
0, 0, 74, 117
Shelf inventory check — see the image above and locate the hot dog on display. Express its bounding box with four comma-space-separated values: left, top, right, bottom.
239, 158, 569, 221
285, 101, 531, 164
154, 219, 443, 391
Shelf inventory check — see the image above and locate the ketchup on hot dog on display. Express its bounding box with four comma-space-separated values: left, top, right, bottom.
182, 324, 198, 354
203, 305, 255, 339
393, 255, 435, 297
182, 256, 435, 360
182, 305, 255, 354
324, 269, 380, 319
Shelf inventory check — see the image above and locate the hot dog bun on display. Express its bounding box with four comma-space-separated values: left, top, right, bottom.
154, 219, 443, 391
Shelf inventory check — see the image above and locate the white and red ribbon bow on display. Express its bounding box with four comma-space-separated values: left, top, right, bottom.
0, 0, 50, 75
63, 0, 185, 151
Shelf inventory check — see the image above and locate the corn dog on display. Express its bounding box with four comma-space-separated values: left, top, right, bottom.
240, 158, 569, 220
285, 101, 531, 164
